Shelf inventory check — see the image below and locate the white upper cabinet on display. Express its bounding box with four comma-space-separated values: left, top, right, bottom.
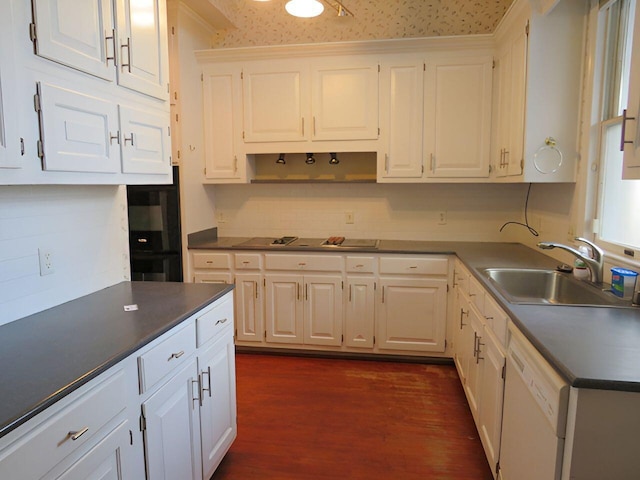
494, 18, 527, 178
0, 1, 21, 170
311, 59, 379, 141
424, 55, 493, 178
622, 0, 640, 178
203, 64, 244, 181
379, 55, 425, 180
31, 0, 169, 100
241, 57, 378, 145
119, 104, 171, 175
37, 82, 120, 174
493, 0, 586, 183
31, 0, 116, 82
242, 60, 308, 143
115, 0, 170, 100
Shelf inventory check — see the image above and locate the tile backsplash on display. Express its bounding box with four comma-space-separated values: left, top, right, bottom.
212, 182, 530, 241
0, 185, 129, 325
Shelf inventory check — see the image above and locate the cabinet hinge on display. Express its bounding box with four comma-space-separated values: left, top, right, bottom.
341, 281, 344, 289
168, 125, 171, 137
492, 59, 496, 69
241, 71, 244, 80
423, 63, 426, 71
177, 149, 181, 160
129, 429, 134, 445
377, 64, 380, 73
341, 334, 344, 343
20, 138, 25, 156
139, 410, 147, 432
374, 282, 377, 290
378, 127, 380, 137
264, 330, 267, 339
171, 26, 175, 35
242, 131, 245, 140
167, 83, 170, 93
373, 335, 376, 345
36, 140, 44, 159
525, 21, 530, 36
446, 284, 450, 293
29, 23, 37, 43
33, 91, 41, 113
201, 73, 204, 82
501, 363, 506, 379
496, 461, 501, 475
445, 339, 447, 349
489, 164, 493, 174
520, 159, 524, 170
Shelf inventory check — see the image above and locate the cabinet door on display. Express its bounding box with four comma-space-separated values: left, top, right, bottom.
203, 67, 242, 180
265, 274, 304, 344
455, 292, 472, 384
37, 82, 120, 173
198, 329, 237, 479
478, 327, 505, 474
465, 306, 484, 422
242, 61, 308, 142
377, 277, 447, 352
345, 276, 375, 348
49, 420, 131, 480
507, 28, 527, 177
303, 275, 343, 346
379, 56, 424, 179
235, 273, 264, 342
495, 44, 512, 178
142, 357, 202, 480
622, 0, 640, 178
31, 0, 116, 81
0, 1, 20, 169
311, 59, 379, 141
424, 56, 493, 178
119, 105, 171, 175
115, 0, 169, 100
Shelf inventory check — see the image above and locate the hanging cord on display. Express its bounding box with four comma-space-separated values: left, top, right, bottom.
499, 183, 539, 237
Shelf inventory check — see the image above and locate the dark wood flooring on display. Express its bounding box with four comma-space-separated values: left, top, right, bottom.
211, 353, 493, 480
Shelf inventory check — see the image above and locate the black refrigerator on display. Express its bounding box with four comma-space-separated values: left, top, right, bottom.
126, 166, 183, 282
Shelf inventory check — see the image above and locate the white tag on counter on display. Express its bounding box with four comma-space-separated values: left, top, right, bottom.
124, 304, 139, 312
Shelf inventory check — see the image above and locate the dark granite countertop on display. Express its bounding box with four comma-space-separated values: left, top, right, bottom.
189, 236, 640, 392
0, 281, 233, 439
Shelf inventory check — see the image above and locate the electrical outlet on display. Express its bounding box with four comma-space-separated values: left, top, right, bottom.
437, 211, 447, 225
38, 248, 55, 276
216, 212, 226, 223
345, 212, 354, 224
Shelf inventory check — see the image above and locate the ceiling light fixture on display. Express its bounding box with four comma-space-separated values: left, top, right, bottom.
285, 0, 324, 18
325, 0, 353, 17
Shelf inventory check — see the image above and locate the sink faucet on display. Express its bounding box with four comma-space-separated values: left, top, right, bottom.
537, 237, 604, 284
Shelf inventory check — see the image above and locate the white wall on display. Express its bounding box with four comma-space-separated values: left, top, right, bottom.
0, 185, 129, 325
212, 182, 531, 241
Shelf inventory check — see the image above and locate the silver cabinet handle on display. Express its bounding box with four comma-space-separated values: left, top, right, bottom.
621, 108, 636, 151
301, 117, 305, 136
201, 366, 212, 398
109, 131, 120, 145
168, 350, 184, 361
69, 427, 89, 441
105, 29, 117, 66
123, 133, 134, 146
385, 153, 389, 173
215, 317, 228, 326
459, 308, 468, 329
192, 378, 202, 407
121, 37, 132, 72
476, 336, 485, 364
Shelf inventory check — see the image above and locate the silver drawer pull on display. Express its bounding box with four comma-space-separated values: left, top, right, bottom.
69, 427, 89, 441
215, 318, 228, 326
409, 266, 417, 269
168, 350, 184, 361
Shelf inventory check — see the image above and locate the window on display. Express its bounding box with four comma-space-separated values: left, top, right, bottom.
596, 0, 640, 252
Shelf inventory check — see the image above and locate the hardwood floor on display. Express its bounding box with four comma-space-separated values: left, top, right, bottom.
212, 353, 493, 480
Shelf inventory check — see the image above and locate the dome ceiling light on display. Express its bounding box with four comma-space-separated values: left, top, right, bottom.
284, 0, 353, 18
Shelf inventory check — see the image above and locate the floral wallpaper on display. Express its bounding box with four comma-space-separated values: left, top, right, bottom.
208, 0, 514, 48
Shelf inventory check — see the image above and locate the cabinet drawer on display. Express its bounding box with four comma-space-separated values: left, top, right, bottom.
454, 263, 470, 294
0, 371, 127, 480
138, 322, 196, 393
196, 293, 234, 347
235, 253, 262, 270
193, 252, 231, 269
379, 256, 448, 275
264, 254, 342, 271
346, 256, 375, 273
468, 275, 486, 313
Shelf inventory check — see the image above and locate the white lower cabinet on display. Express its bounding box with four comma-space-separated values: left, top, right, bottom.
142, 357, 202, 480
344, 276, 375, 348
198, 328, 237, 479
234, 272, 264, 342
0, 291, 236, 480
377, 277, 447, 352
264, 273, 343, 346
453, 263, 506, 478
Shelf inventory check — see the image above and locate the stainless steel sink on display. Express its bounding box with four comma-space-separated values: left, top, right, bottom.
481, 268, 629, 307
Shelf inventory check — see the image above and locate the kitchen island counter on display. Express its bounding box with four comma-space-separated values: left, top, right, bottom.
189, 236, 640, 392
0, 281, 233, 439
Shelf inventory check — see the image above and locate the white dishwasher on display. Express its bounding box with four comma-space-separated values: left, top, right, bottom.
498, 325, 569, 480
